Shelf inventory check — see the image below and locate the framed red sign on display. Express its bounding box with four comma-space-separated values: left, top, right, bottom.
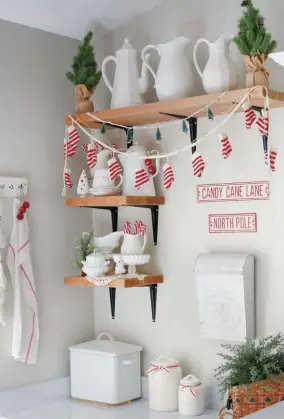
197, 181, 269, 203
209, 213, 257, 233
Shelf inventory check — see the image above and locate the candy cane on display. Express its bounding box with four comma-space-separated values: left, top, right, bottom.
124, 221, 131, 234
138, 221, 147, 236
134, 221, 140, 235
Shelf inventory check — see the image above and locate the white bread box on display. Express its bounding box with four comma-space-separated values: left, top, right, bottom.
69, 333, 142, 405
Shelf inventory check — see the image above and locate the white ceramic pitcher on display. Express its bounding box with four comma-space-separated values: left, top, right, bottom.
121, 233, 147, 255
141, 37, 193, 101
102, 38, 150, 108
193, 34, 237, 94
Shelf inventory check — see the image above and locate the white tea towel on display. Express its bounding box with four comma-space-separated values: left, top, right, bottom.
7, 199, 39, 363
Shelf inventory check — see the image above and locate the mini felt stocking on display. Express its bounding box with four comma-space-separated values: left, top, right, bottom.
256, 109, 269, 135
64, 168, 73, 189
242, 102, 256, 129
269, 149, 277, 172
64, 125, 80, 159
82, 144, 88, 156
135, 168, 149, 189
108, 157, 122, 181
163, 163, 175, 189
192, 152, 205, 178
87, 143, 98, 168
219, 133, 232, 159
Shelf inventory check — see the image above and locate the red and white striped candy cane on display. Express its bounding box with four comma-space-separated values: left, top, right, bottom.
108, 157, 122, 181
256, 109, 269, 136
124, 221, 131, 234
269, 149, 277, 172
64, 125, 80, 159
87, 142, 98, 168
134, 221, 140, 235
192, 153, 205, 178
135, 168, 149, 189
64, 168, 72, 189
138, 221, 147, 236
242, 102, 256, 129
219, 133, 232, 159
163, 163, 174, 189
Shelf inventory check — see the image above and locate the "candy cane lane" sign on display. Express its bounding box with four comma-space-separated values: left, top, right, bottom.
197, 181, 269, 203
209, 213, 257, 233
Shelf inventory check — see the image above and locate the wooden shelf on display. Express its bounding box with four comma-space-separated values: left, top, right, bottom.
65, 87, 284, 128
64, 274, 163, 288
66, 195, 165, 208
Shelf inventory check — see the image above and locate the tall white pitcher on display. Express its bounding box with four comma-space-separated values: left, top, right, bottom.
141, 37, 193, 101
193, 34, 237, 94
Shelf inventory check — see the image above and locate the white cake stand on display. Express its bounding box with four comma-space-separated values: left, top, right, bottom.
121, 254, 150, 275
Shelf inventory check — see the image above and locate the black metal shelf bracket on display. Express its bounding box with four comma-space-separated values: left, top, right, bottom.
159, 112, 198, 154
149, 284, 158, 322
109, 288, 116, 319
91, 206, 118, 232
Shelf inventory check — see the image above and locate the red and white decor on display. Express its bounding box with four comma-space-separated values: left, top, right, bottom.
209, 213, 257, 234
242, 102, 256, 129
256, 109, 269, 136
197, 181, 270, 203
178, 375, 205, 416
64, 168, 73, 189
64, 125, 80, 159
163, 163, 175, 189
192, 153, 205, 178
108, 157, 122, 181
269, 149, 277, 172
135, 168, 149, 189
219, 133, 232, 159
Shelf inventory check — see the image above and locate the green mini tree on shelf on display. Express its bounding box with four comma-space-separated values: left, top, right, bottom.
74, 232, 95, 271
234, 0, 277, 88
66, 31, 101, 90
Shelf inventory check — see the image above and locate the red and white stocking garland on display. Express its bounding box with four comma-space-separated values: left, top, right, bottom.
64, 168, 73, 189
243, 102, 256, 129
192, 152, 205, 178
64, 125, 80, 159
135, 168, 149, 189
219, 133, 232, 159
163, 162, 174, 189
108, 157, 122, 181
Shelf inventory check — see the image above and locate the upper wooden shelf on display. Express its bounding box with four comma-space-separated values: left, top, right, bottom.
66, 195, 165, 208
65, 87, 284, 129
64, 274, 163, 288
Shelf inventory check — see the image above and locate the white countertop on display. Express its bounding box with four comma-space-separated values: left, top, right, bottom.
7, 397, 284, 419
8, 398, 217, 419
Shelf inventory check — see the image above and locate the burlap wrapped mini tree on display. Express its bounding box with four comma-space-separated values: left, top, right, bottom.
234, 0, 277, 88
66, 31, 101, 113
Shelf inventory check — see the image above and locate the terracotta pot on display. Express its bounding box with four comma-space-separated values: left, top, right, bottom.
75, 84, 94, 113
243, 54, 269, 88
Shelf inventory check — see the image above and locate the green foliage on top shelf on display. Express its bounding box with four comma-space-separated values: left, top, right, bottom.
74, 232, 95, 269
214, 333, 284, 397
234, 0, 277, 57
66, 31, 102, 89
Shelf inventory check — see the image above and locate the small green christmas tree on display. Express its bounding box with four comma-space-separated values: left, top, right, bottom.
66, 31, 101, 90
234, 0, 277, 57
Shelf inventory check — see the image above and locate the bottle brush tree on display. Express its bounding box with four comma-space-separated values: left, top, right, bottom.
234, 0, 277, 57
66, 31, 102, 91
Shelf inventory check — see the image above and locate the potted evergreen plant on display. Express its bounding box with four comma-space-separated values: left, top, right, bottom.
215, 334, 284, 418
234, 0, 277, 88
66, 31, 102, 113
74, 232, 95, 275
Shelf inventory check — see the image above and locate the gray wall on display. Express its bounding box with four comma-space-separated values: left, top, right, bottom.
93, 0, 284, 405
0, 19, 94, 389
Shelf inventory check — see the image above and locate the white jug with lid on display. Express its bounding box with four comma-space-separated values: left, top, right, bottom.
179, 374, 205, 416
102, 38, 150, 109
118, 143, 160, 196
141, 37, 193, 101
193, 34, 237, 94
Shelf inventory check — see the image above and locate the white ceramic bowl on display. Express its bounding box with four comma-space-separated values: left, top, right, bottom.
94, 232, 123, 253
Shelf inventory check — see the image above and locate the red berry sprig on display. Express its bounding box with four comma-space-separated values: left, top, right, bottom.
17, 201, 30, 221
148, 164, 156, 175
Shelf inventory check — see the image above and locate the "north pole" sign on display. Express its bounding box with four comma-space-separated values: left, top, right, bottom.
209, 213, 257, 233
197, 181, 269, 203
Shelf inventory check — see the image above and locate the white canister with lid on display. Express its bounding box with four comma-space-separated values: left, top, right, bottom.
147, 356, 182, 411
178, 374, 205, 416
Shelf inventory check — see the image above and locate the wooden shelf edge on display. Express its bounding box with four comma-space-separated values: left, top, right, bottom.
65, 87, 284, 128
66, 195, 165, 208
64, 274, 163, 288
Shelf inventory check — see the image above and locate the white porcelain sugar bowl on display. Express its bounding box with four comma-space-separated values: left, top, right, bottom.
82, 251, 110, 277
178, 374, 205, 416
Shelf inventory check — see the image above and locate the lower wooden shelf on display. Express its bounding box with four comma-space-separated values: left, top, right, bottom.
64, 274, 163, 288
64, 274, 163, 322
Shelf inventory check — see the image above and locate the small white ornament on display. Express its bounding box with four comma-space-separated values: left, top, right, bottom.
113, 255, 126, 275
77, 170, 89, 197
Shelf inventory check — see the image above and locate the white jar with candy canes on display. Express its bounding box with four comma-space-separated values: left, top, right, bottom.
147, 356, 182, 412
178, 374, 205, 416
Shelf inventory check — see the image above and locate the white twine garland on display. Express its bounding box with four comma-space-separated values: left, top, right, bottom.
67, 86, 270, 161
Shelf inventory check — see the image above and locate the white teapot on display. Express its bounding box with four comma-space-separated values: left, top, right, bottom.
102, 38, 150, 109
121, 233, 147, 255
118, 143, 160, 196
82, 252, 110, 277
